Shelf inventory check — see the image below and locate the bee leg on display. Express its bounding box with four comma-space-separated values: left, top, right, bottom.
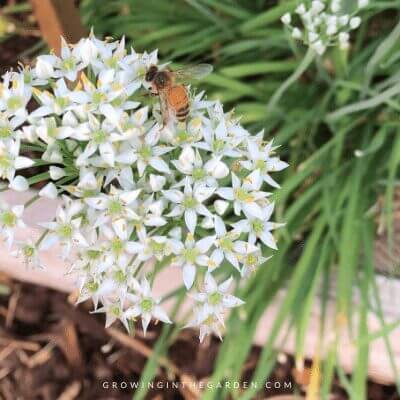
161, 108, 169, 128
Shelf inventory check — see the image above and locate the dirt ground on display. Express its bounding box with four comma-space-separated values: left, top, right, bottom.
0, 275, 398, 400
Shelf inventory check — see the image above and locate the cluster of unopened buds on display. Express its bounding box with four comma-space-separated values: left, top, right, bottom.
281, 0, 368, 54
0, 33, 287, 341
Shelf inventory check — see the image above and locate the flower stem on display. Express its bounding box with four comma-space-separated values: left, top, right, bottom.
24, 194, 39, 208
27, 172, 50, 185
35, 229, 49, 247
267, 47, 315, 112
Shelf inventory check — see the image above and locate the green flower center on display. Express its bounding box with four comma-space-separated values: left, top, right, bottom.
234, 187, 253, 202
62, 57, 75, 71
23, 72, 32, 85
106, 56, 119, 69
113, 269, 126, 284
183, 195, 197, 209
108, 200, 122, 216
82, 189, 97, 198
48, 125, 58, 138
212, 139, 225, 153
183, 247, 199, 264
22, 245, 35, 258
0, 126, 12, 139
208, 292, 222, 306
245, 253, 258, 266
7, 96, 23, 111
1, 210, 16, 227
176, 131, 190, 143
58, 223, 73, 239
93, 129, 106, 144
55, 96, 69, 110
219, 237, 233, 252
252, 219, 264, 234
255, 159, 266, 172
86, 281, 99, 293
92, 91, 106, 104
87, 249, 101, 260
111, 238, 124, 255
141, 298, 153, 312
110, 305, 121, 317
139, 145, 152, 160
111, 97, 123, 108
193, 168, 206, 181
150, 240, 165, 254
0, 155, 11, 170
203, 315, 215, 326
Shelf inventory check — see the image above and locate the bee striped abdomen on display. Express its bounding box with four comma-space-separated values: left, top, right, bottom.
176, 104, 190, 121
168, 85, 190, 122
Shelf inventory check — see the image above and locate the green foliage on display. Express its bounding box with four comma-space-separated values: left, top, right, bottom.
80, 0, 400, 398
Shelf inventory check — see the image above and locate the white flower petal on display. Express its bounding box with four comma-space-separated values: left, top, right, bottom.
216, 188, 234, 200
184, 209, 197, 234
182, 263, 196, 289
9, 176, 29, 192
39, 182, 58, 199
153, 306, 171, 324
204, 273, 217, 293
150, 157, 170, 174
14, 156, 34, 170
214, 200, 229, 215
163, 190, 184, 203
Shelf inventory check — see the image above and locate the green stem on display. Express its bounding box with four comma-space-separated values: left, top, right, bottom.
267, 47, 315, 112
327, 80, 400, 122
24, 194, 40, 208
36, 229, 49, 247
27, 172, 50, 185
21, 143, 46, 152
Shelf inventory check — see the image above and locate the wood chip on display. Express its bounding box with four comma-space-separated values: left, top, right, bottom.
0, 367, 11, 380
18, 343, 54, 368
107, 327, 180, 377
56, 381, 81, 400
0, 344, 16, 363
5, 284, 20, 328
0, 337, 41, 352
57, 319, 83, 370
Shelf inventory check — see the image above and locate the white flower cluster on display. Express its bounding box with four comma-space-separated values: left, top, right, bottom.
281, 0, 368, 54
0, 33, 287, 341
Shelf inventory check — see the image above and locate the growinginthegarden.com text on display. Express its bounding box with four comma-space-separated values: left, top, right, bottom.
102, 380, 293, 390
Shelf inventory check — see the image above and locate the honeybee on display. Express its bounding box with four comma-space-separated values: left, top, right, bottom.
145, 63, 213, 125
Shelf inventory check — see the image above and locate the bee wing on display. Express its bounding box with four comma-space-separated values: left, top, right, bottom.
173, 64, 213, 83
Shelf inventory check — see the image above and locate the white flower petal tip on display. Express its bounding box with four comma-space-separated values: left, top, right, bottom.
9, 176, 29, 192
39, 182, 58, 199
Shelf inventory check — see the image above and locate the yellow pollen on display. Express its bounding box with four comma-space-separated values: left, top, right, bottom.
243, 177, 252, 185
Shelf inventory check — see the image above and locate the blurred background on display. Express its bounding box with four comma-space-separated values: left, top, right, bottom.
1, 0, 400, 399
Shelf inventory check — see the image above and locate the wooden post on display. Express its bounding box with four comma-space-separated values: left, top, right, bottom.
29, 0, 86, 55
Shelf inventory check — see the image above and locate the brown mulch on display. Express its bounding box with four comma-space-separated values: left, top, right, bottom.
0, 0, 42, 76
0, 275, 399, 400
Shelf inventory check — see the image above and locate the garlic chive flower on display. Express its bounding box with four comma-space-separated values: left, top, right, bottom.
1, 33, 287, 340
124, 278, 171, 335
0, 201, 25, 248
282, 0, 368, 54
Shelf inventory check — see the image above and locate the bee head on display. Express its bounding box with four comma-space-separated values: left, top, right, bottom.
154, 71, 170, 89
145, 65, 158, 82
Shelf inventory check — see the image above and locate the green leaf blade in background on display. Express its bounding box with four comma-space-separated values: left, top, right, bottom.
77, 0, 400, 398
